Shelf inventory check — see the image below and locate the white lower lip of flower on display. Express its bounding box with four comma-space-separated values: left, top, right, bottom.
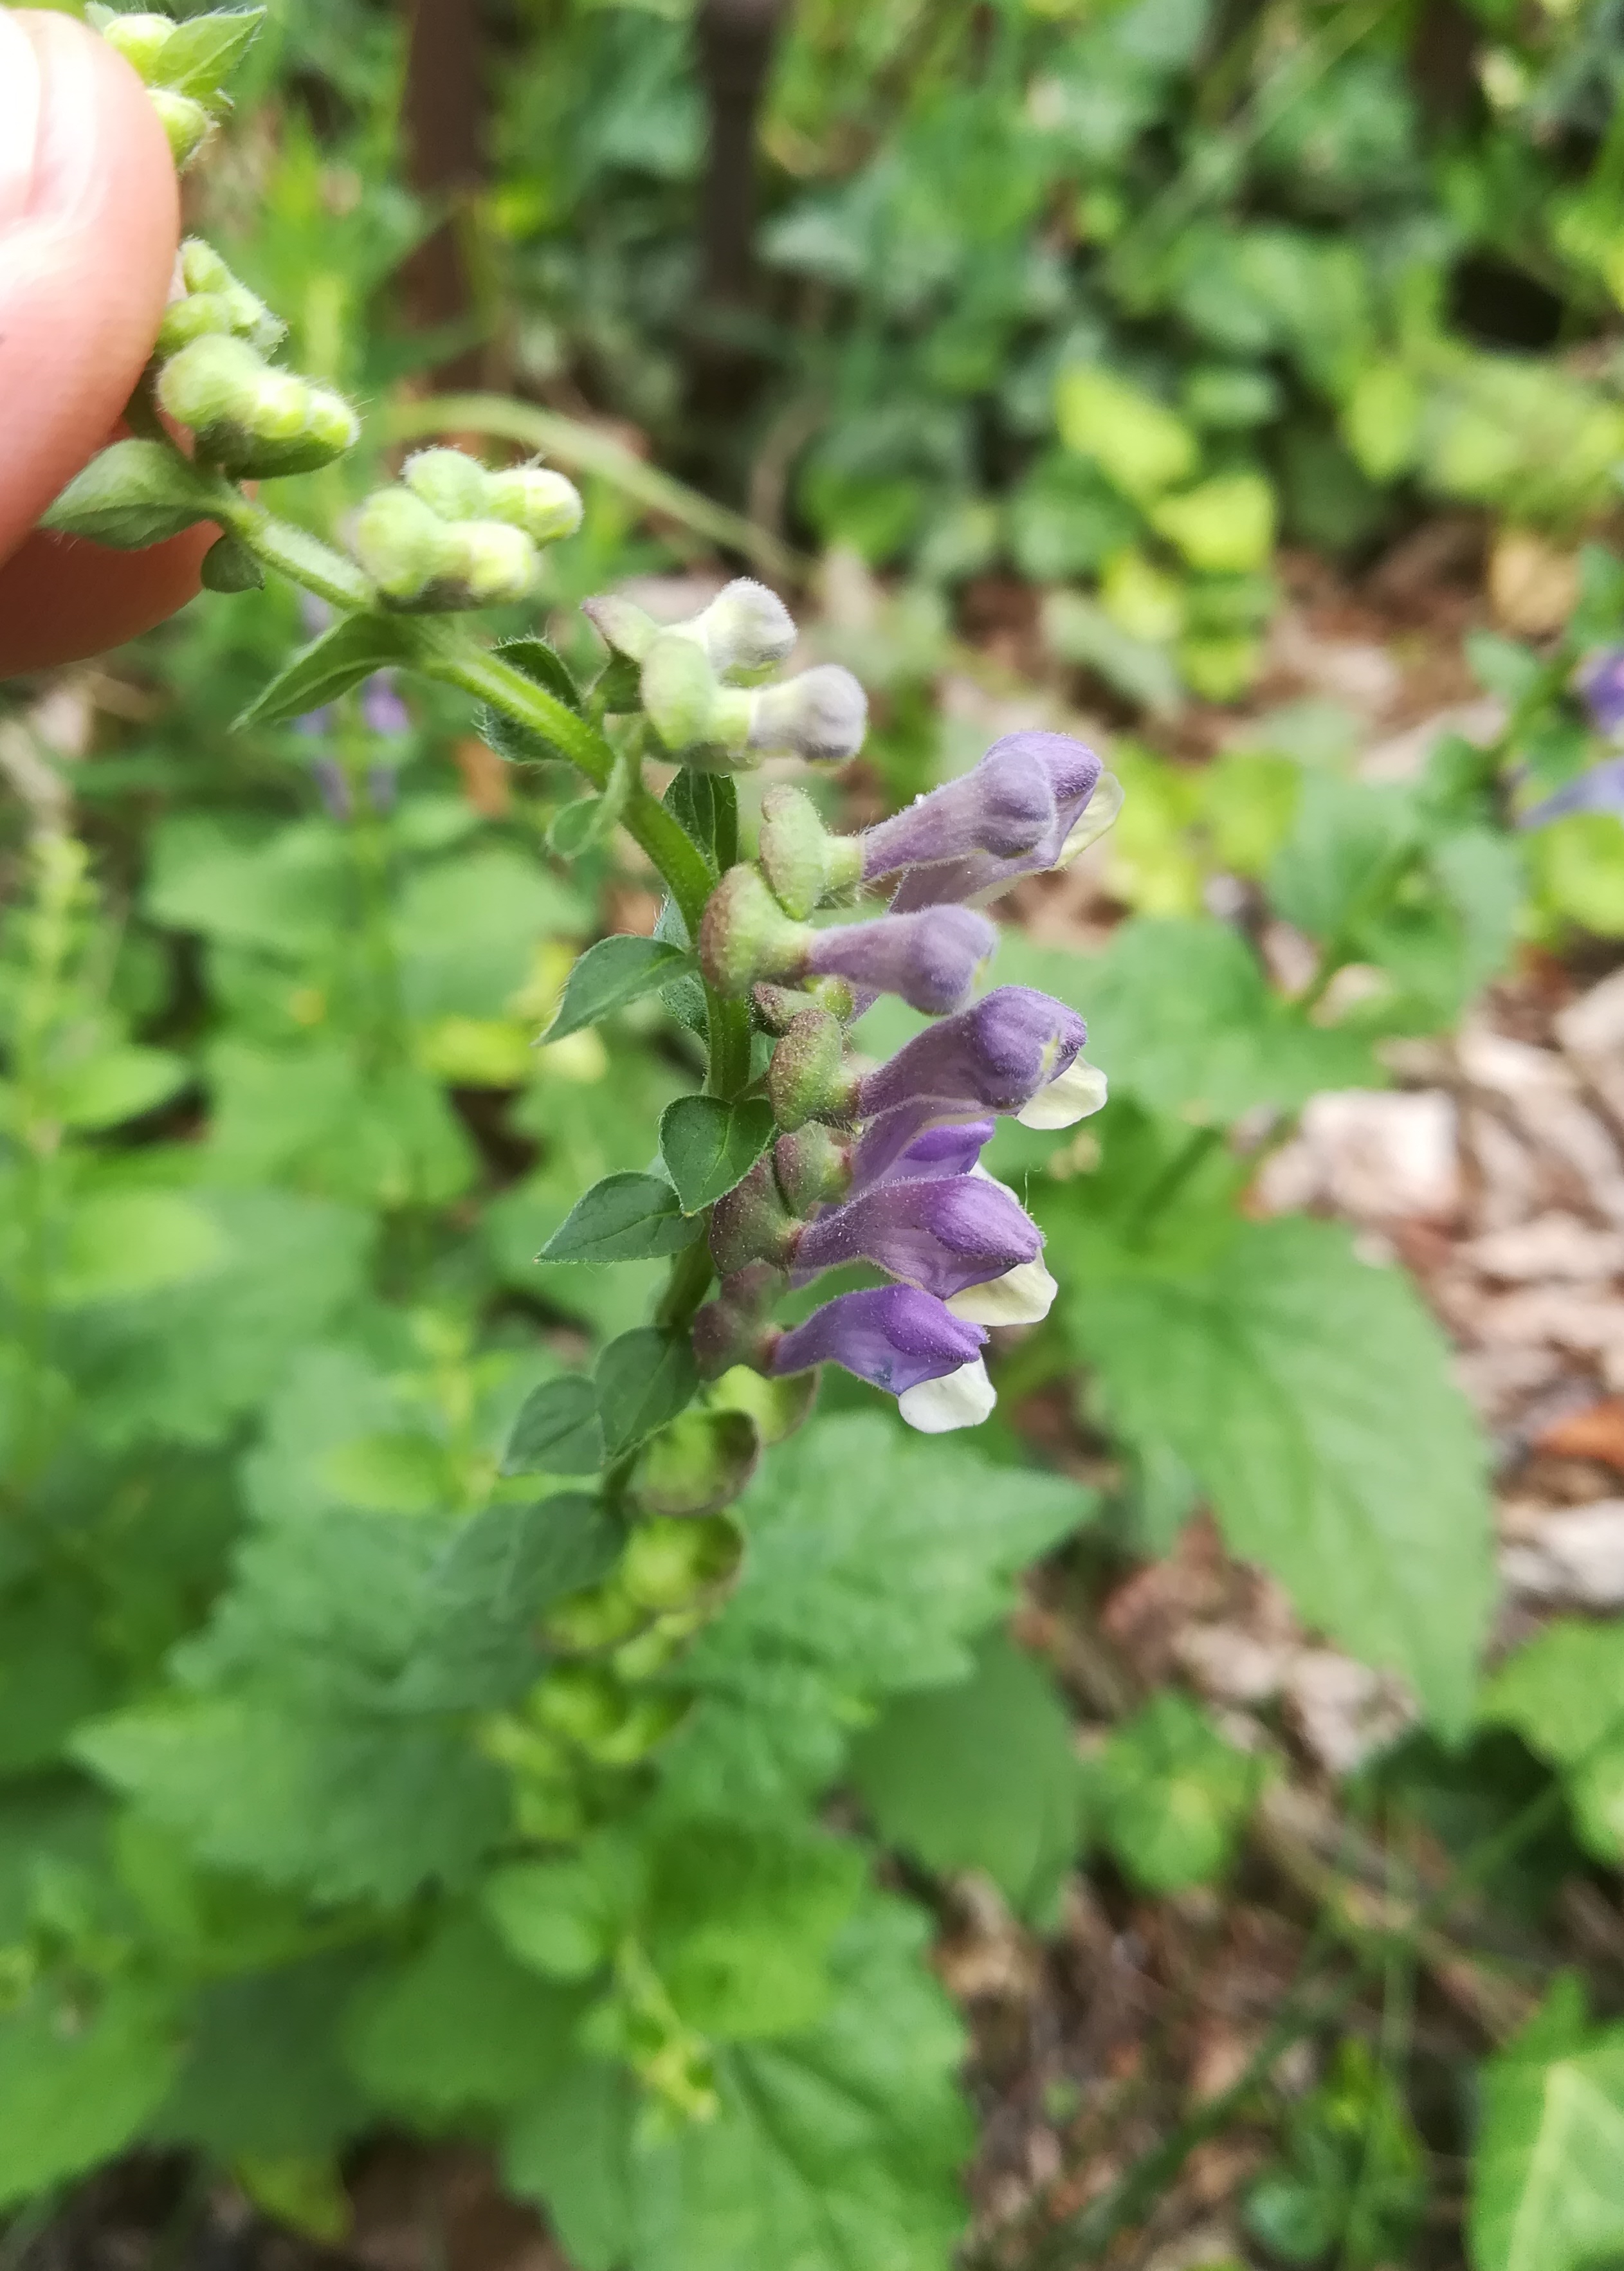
1017, 1059, 1108, 1129
946, 1259, 1057, 1327
1055, 771, 1124, 866
897, 1358, 997, 1434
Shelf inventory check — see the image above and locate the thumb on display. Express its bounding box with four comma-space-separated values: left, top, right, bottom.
0, 9, 210, 676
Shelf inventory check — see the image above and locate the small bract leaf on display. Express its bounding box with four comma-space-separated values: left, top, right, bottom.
502, 1378, 605, 1477
479, 637, 583, 765
596, 1327, 700, 1457
235, 615, 414, 732
660, 1095, 776, 1214
538, 1172, 704, 1264
199, 533, 264, 592
544, 936, 693, 1044
40, 440, 227, 551
151, 9, 266, 100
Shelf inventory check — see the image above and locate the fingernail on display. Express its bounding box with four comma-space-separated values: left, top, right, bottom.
0, 11, 43, 227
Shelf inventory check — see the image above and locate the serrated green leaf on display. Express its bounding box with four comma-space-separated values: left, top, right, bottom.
1481, 1621, 1624, 1864
504, 1377, 605, 1476
1470, 1976, 1624, 2271
1093, 1692, 1263, 1892
39, 439, 226, 549
851, 1633, 1085, 1923
151, 1952, 370, 2160
660, 1094, 776, 1213
0, 1980, 181, 2212
595, 1327, 698, 1457
545, 936, 693, 1043
345, 1909, 583, 2120
666, 1416, 1090, 1813
1064, 1216, 1493, 1731
504, 1895, 971, 2271
539, 1171, 705, 1263
479, 636, 584, 765
77, 1699, 506, 1907
52, 1189, 230, 1309
235, 615, 414, 732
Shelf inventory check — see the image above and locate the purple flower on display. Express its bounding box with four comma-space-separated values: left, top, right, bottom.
885, 735, 1118, 911
361, 671, 411, 738
1580, 648, 1624, 742
308, 756, 352, 821
791, 1171, 1042, 1299
771, 1282, 980, 1385
1518, 755, 1624, 830
872, 1118, 996, 1185
803, 905, 997, 1016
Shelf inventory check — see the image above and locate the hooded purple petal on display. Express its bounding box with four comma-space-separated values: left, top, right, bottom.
861, 734, 1078, 879
804, 904, 996, 1015
792, 1172, 1042, 1298
769, 1284, 986, 1393
886, 733, 1104, 910
873, 1118, 996, 1184
859, 985, 1086, 1118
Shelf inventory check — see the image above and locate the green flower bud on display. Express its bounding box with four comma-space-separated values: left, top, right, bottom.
543, 1578, 646, 1652
772, 1124, 852, 1213
641, 631, 722, 754
155, 333, 262, 432
767, 1006, 859, 1131
581, 592, 661, 662
698, 864, 810, 996
352, 486, 461, 604
149, 87, 213, 167
621, 1515, 742, 1613
403, 446, 491, 522
709, 1157, 801, 1277
707, 1364, 819, 1445
448, 519, 540, 605
156, 291, 237, 358
301, 387, 361, 461
486, 465, 585, 545
98, 11, 177, 80
612, 1608, 705, 1684
686, 578, 796, 684
632, 1408, 760, 1518
179, 239, 233, 295
244, 368, 311, 442
751, 982, 814, 1036
756, 783, 864, 918
532, 1666, 688, 1765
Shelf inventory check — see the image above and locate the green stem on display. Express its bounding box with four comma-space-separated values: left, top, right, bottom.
656, 1238, 717, 1332
226, 500, 374, 614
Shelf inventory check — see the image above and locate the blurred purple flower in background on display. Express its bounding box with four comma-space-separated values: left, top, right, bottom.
1519, 647, 1624, 830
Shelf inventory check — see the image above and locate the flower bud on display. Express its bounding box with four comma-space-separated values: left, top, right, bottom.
155, 334, 262, 433
301, 387, 362, 462
448, 519, 541, 605
643, 632, 724, 753
772, 1124, 852, 1214
771, 1284, 987, 1403
752, 982, 814, 1036
698, 865, 810, 996
179, 239, 233, 295
687, 579, 796, 684
156, 291, 238, 357
747, 665, 867, 764
792, 1172, 1043, 1302
543, 1578, 646, 1652
612, 1608, 706, 1684
803, 904, 997, 1017
403, 447, 491, 522
149, 88, 213, 167
352, 486, 460, 605
486, 465, 585, 545
706, 1364, 819, 1444
156, 337, 356, 476
691, 1264, 785, 1378
98, 11, 177, 78
709, 1158, 801, 1277
621, 1515, 742, 1613
530, 1664, 688, 1765
757, 785, 864, 919
632, 1409, 760, 1517
768, 1007, 860, 1133
581, 592, 661, 662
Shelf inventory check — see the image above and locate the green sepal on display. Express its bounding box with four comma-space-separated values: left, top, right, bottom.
199, 533, 264, 592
